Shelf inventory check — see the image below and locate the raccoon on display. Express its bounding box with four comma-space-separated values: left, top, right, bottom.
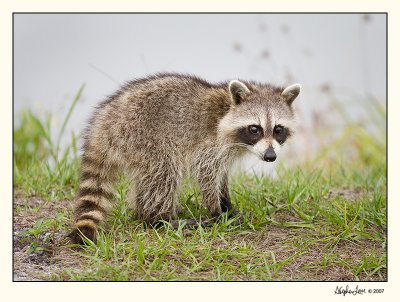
69, 73, 301, 244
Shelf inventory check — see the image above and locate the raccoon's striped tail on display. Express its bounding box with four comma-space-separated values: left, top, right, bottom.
69, 156, 115, 244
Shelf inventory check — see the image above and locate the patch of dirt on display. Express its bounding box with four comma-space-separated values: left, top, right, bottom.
327, 187, 366, 201
244, 227, 385, 281
13, 193, 86, 281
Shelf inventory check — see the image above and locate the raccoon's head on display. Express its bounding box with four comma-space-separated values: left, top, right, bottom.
218, 80, 301, 162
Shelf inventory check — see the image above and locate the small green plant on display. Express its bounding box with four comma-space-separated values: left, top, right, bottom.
21, 212, 69, 254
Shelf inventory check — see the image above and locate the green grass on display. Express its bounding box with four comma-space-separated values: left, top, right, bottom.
13, 90, 386, 281
14, 85, 84, 200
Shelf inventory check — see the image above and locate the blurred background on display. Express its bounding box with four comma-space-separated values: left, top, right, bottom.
13, 14, 386, 174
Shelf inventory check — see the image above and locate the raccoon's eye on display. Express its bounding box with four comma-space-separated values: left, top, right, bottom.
273, 125, 289, 145
274, 125, 284, 134
248, 125, 262, 135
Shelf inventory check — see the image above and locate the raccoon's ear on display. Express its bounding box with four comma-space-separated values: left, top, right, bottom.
281, 84, 301, 106
229, 80, 250, 105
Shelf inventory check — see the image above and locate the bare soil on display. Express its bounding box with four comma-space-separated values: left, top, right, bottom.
13, 194, 85, 281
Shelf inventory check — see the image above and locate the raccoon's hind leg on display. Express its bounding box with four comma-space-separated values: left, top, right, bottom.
129, 160, 182, 226
69, 154, 117, 244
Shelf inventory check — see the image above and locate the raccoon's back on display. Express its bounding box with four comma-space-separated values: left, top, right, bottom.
87, 74, 230, 149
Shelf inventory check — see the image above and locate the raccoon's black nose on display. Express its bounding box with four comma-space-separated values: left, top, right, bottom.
263, 147, 276, 162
